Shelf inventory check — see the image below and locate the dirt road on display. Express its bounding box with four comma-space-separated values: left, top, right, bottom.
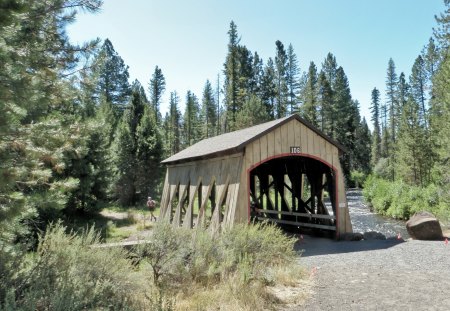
294, 236, 450, 310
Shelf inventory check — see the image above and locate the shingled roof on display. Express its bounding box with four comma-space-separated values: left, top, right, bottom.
162, 114, 345, 164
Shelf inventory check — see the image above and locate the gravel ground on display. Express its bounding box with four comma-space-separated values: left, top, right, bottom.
293, 236, 450, 310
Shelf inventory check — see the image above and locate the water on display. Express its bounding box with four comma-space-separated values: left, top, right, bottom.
347, 189, 410, 239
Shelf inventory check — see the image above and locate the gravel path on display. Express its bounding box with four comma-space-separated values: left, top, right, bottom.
293, 232, 450, 310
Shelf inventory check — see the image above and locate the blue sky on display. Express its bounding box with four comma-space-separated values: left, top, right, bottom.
67, 0, 445, 124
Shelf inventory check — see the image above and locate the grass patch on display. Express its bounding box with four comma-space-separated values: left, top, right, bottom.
64, 205, 161, 242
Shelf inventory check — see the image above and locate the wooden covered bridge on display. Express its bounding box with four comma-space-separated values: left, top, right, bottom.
159, 114, 352, 238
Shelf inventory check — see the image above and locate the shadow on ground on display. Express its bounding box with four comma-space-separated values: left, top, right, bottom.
294, 235, 405, 257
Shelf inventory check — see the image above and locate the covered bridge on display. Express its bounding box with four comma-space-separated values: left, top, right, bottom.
159, 114, 352, 238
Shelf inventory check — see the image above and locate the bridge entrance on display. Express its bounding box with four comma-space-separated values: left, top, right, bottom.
248, 155, 337, 235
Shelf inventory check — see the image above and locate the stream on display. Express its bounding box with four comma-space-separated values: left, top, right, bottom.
346, 188, 410, 238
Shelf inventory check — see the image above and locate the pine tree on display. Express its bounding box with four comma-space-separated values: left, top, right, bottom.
235, 95, 270, 129
301, 62, 319, 126
317, 71, 334, 135
397, 73, 410, 114
431, 0, 450, 202
183, 91, 202, 147
135, 106, 163, 200
168, 91, 182, 155
223, 21, 240, 131
274, 40, 288, 118
112, 111, 136, 205
94, 39, 131, 115
370, 88, 382, 167
410, 55, 428, 128
111, 81, 147, 205
0, 0, 102, 286
250, 52, 263, 95
353, 117, 372, 174
261, 58, 277, 119
396, 96, 427, 186
286, 44, 300, 114
333, 67, 357, 178
200, 80, 218, 138
148, 65, 166, 123
322, 52, 338, 87
386, 58, 398, 143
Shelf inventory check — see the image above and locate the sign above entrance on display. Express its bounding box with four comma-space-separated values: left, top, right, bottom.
290, 146, 301, 154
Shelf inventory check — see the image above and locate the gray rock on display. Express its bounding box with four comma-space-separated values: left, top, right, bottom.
406, 211, 443, 240
363, 231, 386, 240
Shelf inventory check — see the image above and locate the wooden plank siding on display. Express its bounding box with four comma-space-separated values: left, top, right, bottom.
160, 118, 352, 237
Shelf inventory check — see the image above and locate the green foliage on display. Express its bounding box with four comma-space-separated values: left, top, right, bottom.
133, 222, 298, 291
274, 40, 289, 118
286, 44, 301, 114
200, 79, 218, 139
235, 94, 270, 129
93, 38, 131, 115
300, 62, 319, 125
350, 170, 367, 188
182, 91, 202, 147
363, 175, 449, 221
148, 66, 166, 123
2, 223, 141, 310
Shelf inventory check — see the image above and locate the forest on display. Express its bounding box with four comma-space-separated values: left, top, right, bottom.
1, 0, 449, 309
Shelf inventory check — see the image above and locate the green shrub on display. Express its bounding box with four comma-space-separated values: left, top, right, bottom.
363, 175, 450, 222
4, 223, 141, 311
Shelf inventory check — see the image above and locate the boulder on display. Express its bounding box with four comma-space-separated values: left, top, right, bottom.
363, 231, 386, 240
406, 211, 443, 240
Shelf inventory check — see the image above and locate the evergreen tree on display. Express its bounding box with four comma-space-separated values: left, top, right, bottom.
111, 111, 136, 205
353, 117, 372, 174
317, 71, 334, 135
286, 43, 300, 114
250, 52, 264, 95
397, 73, 410, 113
431, 0, 450, 202
410, 55, 428, 128
301, 62, 319, 126
135, 106, 163, 200
94, 39, 131, 115
200, 80, 218, 138
223, 21, 240, 131
333, 67, 357, 178
111, 81, 147, 205
322, 52, 338, 87
235, 95, 270, 129
168, 91, 182, 155
396, 96, 428, 186
370, 88, 382, 167
148, 65, 166, 123
0, 0, 102, 287
261, 58, 277, 119
274, 40, 289, 118
386, 58, 398, 143
183, 91, 202, 147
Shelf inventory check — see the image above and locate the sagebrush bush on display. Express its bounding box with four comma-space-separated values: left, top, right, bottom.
132, 221, 302, 309
2, 221, 305, 310
3, 223, 142, 311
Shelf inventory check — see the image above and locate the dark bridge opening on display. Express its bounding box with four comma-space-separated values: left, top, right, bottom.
248, 155, 337, 236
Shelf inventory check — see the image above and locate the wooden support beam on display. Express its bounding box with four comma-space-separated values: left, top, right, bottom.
257, 217, 336, 231
256, 208, 336, 220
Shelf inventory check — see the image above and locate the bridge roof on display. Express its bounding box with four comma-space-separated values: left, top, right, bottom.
162, 114, 345, 165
